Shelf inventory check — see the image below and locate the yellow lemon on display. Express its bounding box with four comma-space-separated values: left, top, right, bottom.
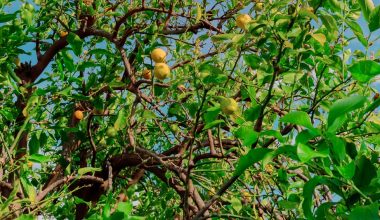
151, 48, 166, 63
236, 14, 252, 29
154, 63, 170, 80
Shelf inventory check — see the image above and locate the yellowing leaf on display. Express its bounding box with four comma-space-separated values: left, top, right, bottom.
311, 33, 326, 46
195, 3, 202, 23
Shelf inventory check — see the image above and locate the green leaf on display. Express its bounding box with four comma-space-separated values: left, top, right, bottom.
203, 119, 224, 130
327, 135, 346, 162
29, 154, 50, 163
280, 111, 314, 130
243, 54, 265, 70
234, 148, 272, 177
203, 73, 227, 84
0, 108, 14, 121
78, 167, 101, 175
348, 203, 380, 220
0, 13, 17, 23
29, 133, 40, 155
234, 124, 259, 147
302, 176, 329, 219
319, 12, 339, 40
327, 0, 345, 12
116, 201, 133, 215
230, 197, 242, 212
260, 130, 285, 143
278, 200, 299, 210
353, 156, 377, 189
243, 105, 261, 122
21, 8, 33, 26
142, 110, 156, 120
198, 63, 223, 75
67, 33, 84, 56
327, 114, 347, 134
20, 176, 36, 203
336, 161, 355, 180
358, 0, 375, 22
16, 214, 35, 220
204, 106, 220, 123
369, 6, 380, 31
103, 203, 111, 219
348, 60, 380, 82
298, 8, 319, 22
211, 34, 244, 44
297, 143, 328, 163
114, 109, 128, 131
346, 19, 368, 46
88, 48, 113, 57
328, 96, 367, 126
62, 51, 75, 72
362, 96, 380, 116
315, 202, 335, 220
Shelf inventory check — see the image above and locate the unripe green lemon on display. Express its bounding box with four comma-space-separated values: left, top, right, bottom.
106, 127, 117, 137
220, 98, 239, 115
254, 3, 264, 11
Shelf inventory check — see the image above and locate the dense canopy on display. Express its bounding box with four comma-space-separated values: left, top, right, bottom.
0, 0, 380, 219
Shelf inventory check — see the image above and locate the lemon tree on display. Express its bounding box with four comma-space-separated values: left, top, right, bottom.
1, 0, 380, 219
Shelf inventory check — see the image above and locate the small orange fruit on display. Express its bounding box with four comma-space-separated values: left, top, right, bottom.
142, 69, 151, 80
83, 0, 93, 6
59, 31, 68, 38
74, 110, 84, 120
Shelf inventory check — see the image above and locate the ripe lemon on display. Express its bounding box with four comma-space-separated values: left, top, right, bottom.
151, 48, 166, 63
154, 63, 170, 80
236, 14, 252, 29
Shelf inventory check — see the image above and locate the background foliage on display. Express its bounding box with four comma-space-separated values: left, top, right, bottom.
0, 0, 380, 219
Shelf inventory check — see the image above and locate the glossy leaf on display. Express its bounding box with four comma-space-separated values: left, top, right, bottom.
369, 6, 380, 31
234, 125, 259, 147
328, 96, 367, 127
346, 19, 368, 46
67, 33, 84, 56
348, 60, 380, 82
358, 0, 375, 22
280, 111, 314, 130
114, 109, 128, 131
234, 148, 272, 177
78, 167, 102, 175
348, 203, 380, 220
302, 176, 329, 219
297, 143, 328, 162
